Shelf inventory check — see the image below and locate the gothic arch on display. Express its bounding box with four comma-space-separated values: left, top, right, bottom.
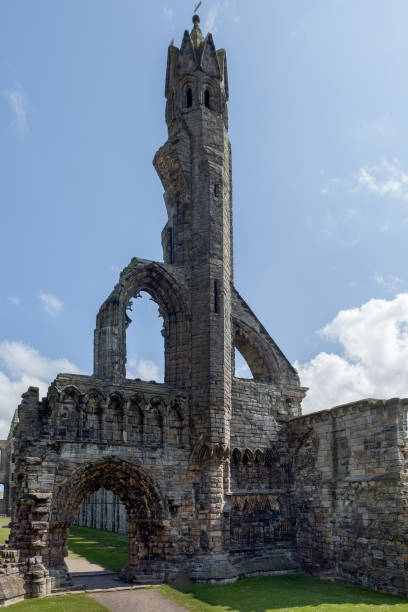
94, 259, 190, 388
44, 458, 166, 576
202, 78, 219, 113
233, 319, 280, 383
103, 393, 125, 441
49, 457, 164, 526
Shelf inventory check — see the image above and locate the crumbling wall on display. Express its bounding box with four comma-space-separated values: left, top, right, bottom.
290, 398, 408, 597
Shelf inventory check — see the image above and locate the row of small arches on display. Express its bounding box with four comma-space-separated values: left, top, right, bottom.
231, 495, 280, 516
48, 385, 186, 446
231, 447, 278, 466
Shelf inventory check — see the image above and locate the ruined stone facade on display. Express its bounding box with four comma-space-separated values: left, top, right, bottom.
0, 15, 406, 606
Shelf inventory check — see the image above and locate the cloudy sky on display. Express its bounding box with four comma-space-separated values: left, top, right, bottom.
1, 0, 408, 437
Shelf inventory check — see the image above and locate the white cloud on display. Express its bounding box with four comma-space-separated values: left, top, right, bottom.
39, 292, 63, 317
163, 7, 173, 20
236, 363, 251, 377
355, 158, 408, 201
374, 273, 402, 293
234, 348, 251, 378
127, 357, 161, 381
205, 7, 218, 32
203, 0, 233, 33
296, 294, 408, 414
109, 264, 121, 273
7, 297, 20, 306
0, 341, 81, 438
4, 88, 29, 134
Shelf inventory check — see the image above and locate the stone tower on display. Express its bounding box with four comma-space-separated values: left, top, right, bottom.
2, 14, 406, 606
154, 14, 233, 458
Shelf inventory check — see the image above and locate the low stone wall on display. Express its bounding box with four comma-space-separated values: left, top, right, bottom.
290, 398, 408, 596
75, 488, 128, 534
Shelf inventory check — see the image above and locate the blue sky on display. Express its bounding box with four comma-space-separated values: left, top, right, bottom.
1, 0, 408, 436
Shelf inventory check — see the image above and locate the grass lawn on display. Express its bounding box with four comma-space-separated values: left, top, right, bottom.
2, 520, 408, 611
0, 516, 10, 544
157, 574, 408, 612
67, 525, 128, 573
7, 594, 109, 610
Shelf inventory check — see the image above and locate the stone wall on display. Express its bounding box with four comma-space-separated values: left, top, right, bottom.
290, 398, 408, 596
75, 488, 128, 534
220, 378, 301, 577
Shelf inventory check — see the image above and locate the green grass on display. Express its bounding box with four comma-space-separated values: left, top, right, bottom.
7, 594, 109, 610
0, 516, 10, 544
156, 574, 408, 611
67, 525, 128, 573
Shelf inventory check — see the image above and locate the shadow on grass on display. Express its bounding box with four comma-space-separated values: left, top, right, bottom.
68, 525, 127, 574
158, 574, 408, 611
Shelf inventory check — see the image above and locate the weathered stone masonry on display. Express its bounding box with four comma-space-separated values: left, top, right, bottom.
290, 398, 408, 596
0, 14, 406, 606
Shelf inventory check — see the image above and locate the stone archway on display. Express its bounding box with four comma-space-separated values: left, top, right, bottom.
93, 258, 190, 389
44, 457, 167, 585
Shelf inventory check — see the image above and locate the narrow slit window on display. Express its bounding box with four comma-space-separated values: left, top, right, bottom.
214, 279, 219, 313
204, 89, 210, 109
186, 88, 193, 108
167, 227, 173, 264
214, 184, 219, 198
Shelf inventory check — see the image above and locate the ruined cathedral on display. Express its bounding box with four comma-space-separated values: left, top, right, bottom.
0, 15, 407, 606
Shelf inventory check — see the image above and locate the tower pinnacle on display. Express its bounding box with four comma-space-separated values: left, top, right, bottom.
191, 14, 204, 48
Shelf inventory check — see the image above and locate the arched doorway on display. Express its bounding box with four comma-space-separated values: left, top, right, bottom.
43, 458, 166, 585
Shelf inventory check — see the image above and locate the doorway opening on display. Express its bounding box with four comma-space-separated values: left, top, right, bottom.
68, 488, 128, 574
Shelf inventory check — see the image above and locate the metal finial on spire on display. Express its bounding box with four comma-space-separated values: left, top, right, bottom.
194, 1, 202, 13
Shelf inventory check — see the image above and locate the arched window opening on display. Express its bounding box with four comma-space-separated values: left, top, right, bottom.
186, 87, 193, 108
204, 89, 210, 109
126, 291, 164, 382
234, 347, 253, 379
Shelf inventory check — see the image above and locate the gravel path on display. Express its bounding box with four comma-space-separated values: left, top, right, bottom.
91, 588, 187, 611
66, 557, 106, 573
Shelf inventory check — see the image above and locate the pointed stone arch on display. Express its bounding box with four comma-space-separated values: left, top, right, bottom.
234, 321, 279, 383
49, 457, 164, 527
51, 385, 81, 440
94, 259, 190, 388
103, 392, 125, 441
126, 394, 144, 444
44, 457, 167, 583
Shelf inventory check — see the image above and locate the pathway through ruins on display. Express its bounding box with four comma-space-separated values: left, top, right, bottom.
64, 558, 188, 611
91, 589, 187, 611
